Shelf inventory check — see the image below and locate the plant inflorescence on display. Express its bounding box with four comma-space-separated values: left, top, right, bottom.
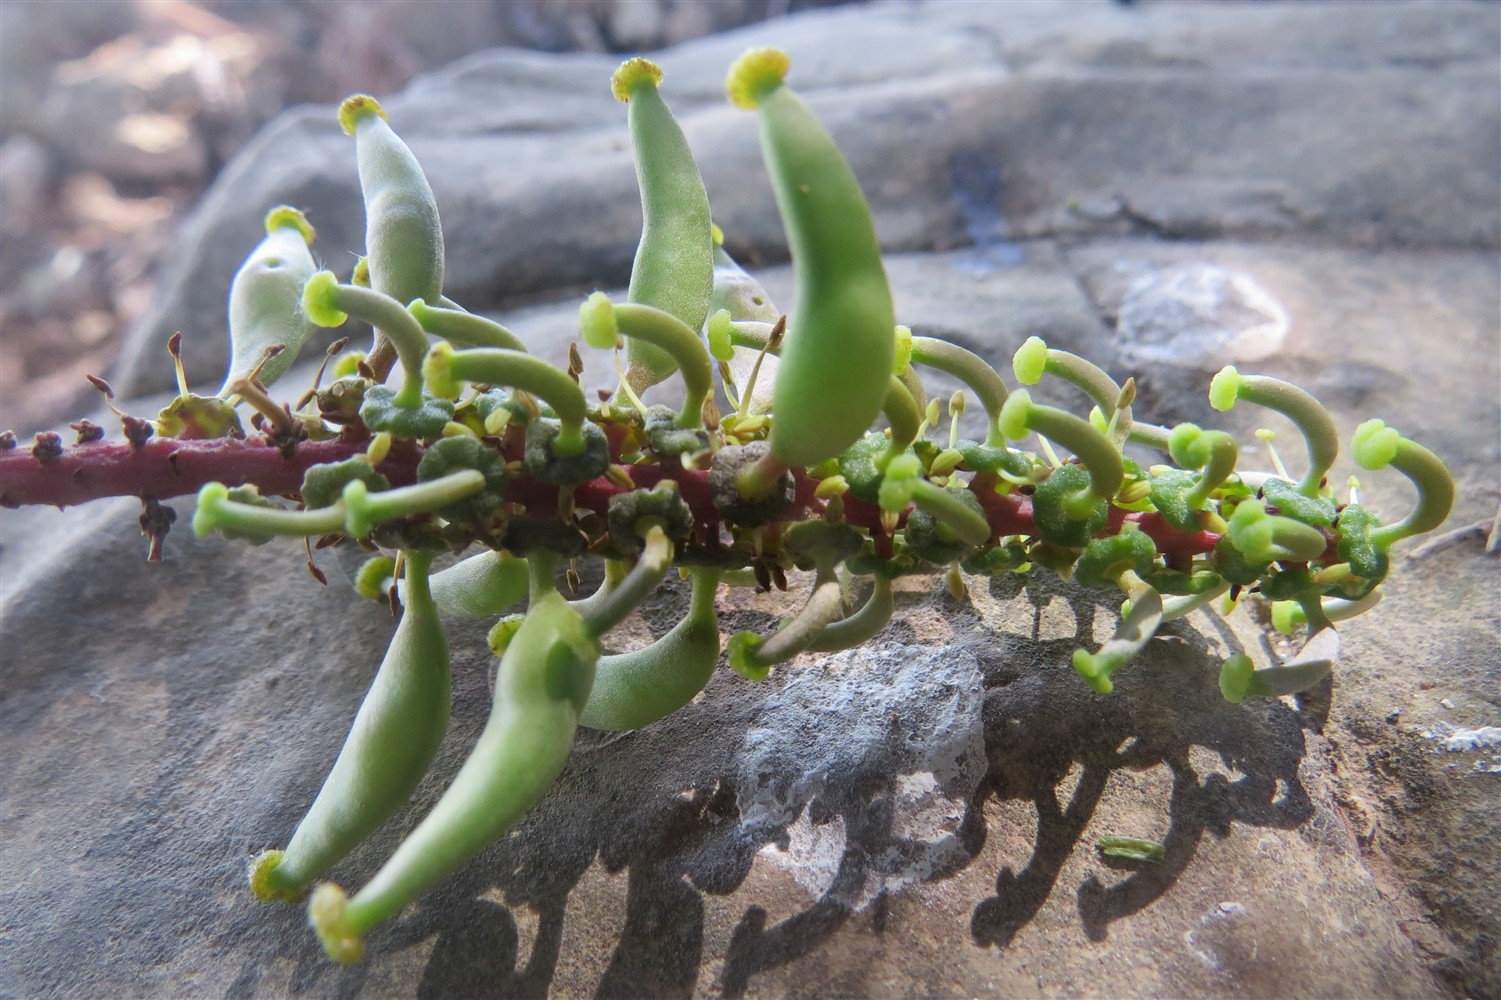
0, 49, 1455, 963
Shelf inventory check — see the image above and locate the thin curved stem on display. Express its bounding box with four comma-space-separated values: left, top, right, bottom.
910, 337, 1009, 446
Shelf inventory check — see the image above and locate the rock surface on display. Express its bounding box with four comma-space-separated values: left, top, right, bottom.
2, 2, 1498, 998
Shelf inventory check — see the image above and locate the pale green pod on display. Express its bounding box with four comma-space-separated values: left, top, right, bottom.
250, 550, 450, 902
341, 95, 444, 309
728, 49, 895, 469
309, 591, 597, 962
580, 569, 721, 731
614, 59, 714, 393
219, 207, 318, 395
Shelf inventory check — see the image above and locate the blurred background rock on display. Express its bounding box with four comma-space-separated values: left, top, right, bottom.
0, 0, 848, 435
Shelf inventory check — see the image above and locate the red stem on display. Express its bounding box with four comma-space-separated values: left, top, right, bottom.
0, 434, 1220, 558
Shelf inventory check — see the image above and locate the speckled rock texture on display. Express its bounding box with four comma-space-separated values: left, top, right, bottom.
2, 2, 1497, 998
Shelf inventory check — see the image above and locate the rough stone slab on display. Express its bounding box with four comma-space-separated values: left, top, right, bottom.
112, 0, 1498, 396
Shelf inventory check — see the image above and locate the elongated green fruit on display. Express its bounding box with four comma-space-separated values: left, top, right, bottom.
340, 95, 443, 309
999, 390, 1123, 519
303, 272, 430, 408
219, 207, 318, 396
1351, 419, 1455, 547
726, 562, 844, 680
425, 344, 590, 454
614, 59, 714, 393
728, 48, 895, 468
910, 337, 1009, 446
425, 550, 530, 617
409, 299, 526, 352
581, 294, 712, 429
580, 569, 722, 731
250, 550, 450, 903
308, 591, 597, 962
1210, 367, 1337, 498
807, 575, 893, 652
1073, 577, 1164, 694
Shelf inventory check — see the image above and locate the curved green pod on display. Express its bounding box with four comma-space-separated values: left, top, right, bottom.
728, 48, 895, 469
807, 575, 894, 653
309, 591, 598, 962
219, 207, 319, 396
249, 550, 450, 903
340, 95, 444, 309
425, 550, 529, 617
614, 58, 714, 393
580, 569, 722, 731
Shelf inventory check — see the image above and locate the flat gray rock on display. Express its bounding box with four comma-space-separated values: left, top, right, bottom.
3, 2, 1498, 998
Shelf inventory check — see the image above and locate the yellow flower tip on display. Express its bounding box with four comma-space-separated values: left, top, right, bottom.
710, 222, 725, 247
892, 325, 913, 375
998, 389, 1034, 441
247, 850, 305, 904
264, 206, 315, 246
611, 57, 664, 102
308, 883, 365, 964
1351, 418, 1400, 470
1208, 365, 1243, 412
337, 94, 387, 136
1012, 336, 1048, 385
351, 255, 370, 288
726, 47, 791, 110
579, 291, 619, 350
301, 271, 347, 328
422, 342, 461, 401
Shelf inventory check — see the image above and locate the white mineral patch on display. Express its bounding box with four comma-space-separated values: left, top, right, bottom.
737, 643, 986, 910
1421, 723, 1501, 754
1115, 263, 1289, 369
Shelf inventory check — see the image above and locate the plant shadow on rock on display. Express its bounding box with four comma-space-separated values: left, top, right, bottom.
219, 571, 1314, 999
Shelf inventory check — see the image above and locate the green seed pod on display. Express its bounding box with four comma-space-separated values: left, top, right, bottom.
358, 384, 454, 438
308, 591, 598, 961
837, 432, 890, 504
580, 570, 722, 732
607, 480, 693, 553
727, 49, 895, 469
1072, 580, 1163, 695
523, 418, 610, 486
220, 207, 319, 395
340, 95, 443, 309
1261, 478, 1336, 528
806, 574, 894, 653
1074, 528, 1158, 590
1031, 466, 1110, 548
1226, 497, 1329, 563
424, 551, 529, 618
1350, 418, 1455, 548
301, 457, 390, 510
250, 550, 450, 904
710, 442, 794, 526
612, 59, 714, 393
904, 491, 987, 565
1210, 366, 1337, 498
415, 437, 507, 529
